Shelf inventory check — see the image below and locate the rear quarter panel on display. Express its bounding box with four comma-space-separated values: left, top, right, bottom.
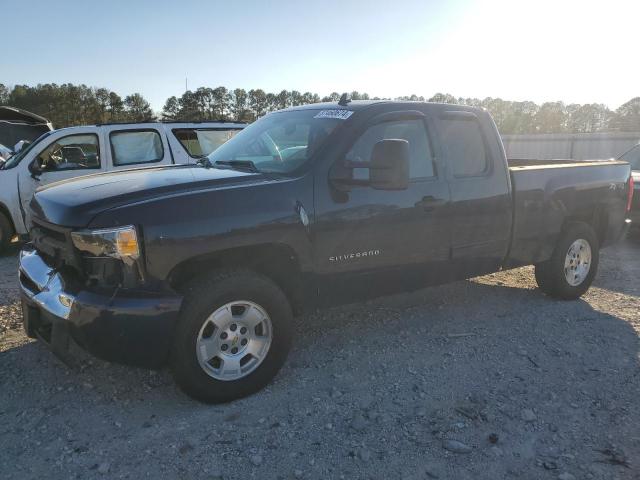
507, 161, 630, 266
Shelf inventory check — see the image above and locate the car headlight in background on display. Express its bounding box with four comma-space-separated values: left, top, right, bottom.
71, 226, 140, 260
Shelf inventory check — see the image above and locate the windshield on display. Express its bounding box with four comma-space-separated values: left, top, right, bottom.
207, 109, 348, 173
1, 131, 54, 170
619, 144, 640, 170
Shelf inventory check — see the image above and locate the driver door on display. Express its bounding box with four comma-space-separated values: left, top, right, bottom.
18, 131, 105, 228
312, 112, 452, 304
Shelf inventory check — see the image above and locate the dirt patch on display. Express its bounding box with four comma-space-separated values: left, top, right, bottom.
1, 241, 639, 479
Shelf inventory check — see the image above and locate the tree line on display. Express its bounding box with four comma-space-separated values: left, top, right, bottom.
0, 83, 153, 127
1, 83, 639, 134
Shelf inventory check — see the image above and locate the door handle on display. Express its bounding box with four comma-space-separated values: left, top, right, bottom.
417, 196, 446, 211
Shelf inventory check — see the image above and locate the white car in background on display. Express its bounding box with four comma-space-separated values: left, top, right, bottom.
0, 121, 244, 251
0, 144, 12, 162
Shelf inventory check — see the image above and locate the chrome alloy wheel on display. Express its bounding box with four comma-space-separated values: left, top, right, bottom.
196, 301, 273, 381
564, 239, 592, 286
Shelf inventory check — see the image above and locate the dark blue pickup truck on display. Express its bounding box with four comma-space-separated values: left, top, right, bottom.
19, 100, 633, 402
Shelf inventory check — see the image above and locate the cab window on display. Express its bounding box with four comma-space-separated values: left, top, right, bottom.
36, 134, 100, 172
346, 119, 435, 180
110, 130, 164, 166
173, 128, 241, 157
439, 117, 488, 177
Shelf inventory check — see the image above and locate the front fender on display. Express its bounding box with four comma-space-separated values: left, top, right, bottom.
88, 174, 315, 283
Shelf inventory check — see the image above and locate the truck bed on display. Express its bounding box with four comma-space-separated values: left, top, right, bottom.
506, 159, 630, 267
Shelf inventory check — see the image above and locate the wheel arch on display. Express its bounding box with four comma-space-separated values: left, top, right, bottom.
562, 205, 608, 248
167, 242, 306, 315
0, 201, 16, 236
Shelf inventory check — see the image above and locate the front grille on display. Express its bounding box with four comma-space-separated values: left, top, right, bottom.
30, 218, 81, 271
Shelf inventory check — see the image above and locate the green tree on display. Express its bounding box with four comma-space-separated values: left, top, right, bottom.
567, 103, 611, 133
178, 90, 200, 121
124, 93, 154, 122
301, 92, 317, 104
534, 102, 567, 133
610, 97, 640, 131
289, 90, 303, 106
161, 96, 180, 120
0, 83, 10, 104
500, 101, 538, 134
194, 87, 214, 120
211, 86, 229, 119
428, 93, 458, 104
458, 97, 481, 107
230, 88, 249, 121
322, 92, 341, 102
265, 93, 278, 113
94, 88, 111, 123
108, 92, 125, 122
248, 89, 268, 118
276, 90, 290, 110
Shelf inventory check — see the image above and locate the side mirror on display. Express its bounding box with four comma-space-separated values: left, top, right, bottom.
28, 159, 43, 179
330, 139, 410, 191
14, 140, 28, 153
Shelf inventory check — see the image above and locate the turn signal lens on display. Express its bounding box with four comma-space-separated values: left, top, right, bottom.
116, 229, 140, 257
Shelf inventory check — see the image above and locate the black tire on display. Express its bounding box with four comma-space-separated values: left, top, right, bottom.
534, 222, 599, 300
171, 269, 293, 403
0, 212, 14, 253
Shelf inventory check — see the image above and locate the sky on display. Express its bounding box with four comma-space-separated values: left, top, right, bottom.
2, 0, 638, 112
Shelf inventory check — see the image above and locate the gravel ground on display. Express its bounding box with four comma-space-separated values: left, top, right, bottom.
1, 241, 639, 480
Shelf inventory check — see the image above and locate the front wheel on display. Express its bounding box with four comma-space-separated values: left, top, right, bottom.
171, 269, 293, 403
534, 222, 599, 300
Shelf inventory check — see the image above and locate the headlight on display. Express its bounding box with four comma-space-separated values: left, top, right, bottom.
71, 226, 140, 260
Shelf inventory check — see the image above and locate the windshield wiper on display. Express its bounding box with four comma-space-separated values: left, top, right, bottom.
213, 160, 260, 173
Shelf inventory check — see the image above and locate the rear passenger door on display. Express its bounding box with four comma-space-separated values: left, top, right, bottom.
103, 125, 171, 171
434, 110, 512, 277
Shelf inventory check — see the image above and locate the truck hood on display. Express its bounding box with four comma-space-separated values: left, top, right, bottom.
0, 106, 53, 150
30, 165, 266, 227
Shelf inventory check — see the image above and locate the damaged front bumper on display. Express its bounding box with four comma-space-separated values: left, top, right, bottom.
19, 246, 183, 368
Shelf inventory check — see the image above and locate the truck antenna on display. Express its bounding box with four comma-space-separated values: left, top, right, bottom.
338, 93, 351, 106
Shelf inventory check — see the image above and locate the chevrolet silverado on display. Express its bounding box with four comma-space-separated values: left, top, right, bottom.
19, 100, 633, 403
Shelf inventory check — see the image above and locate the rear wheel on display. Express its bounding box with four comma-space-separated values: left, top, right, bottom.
0, 212, 14, 254
171, 269, 293, 403
535, 222, 599, 300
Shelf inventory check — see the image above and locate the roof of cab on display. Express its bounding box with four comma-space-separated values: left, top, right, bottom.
282, 100, 484, 114
282, 100, 388, 112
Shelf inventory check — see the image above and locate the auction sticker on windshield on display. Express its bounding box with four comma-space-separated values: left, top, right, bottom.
314, 110, 354, 120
